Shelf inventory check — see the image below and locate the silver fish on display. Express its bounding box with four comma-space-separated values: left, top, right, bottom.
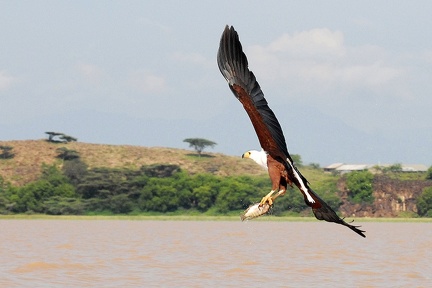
240, 202, 271, 221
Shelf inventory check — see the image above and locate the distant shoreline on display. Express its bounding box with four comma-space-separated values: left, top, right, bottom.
1, 214, 431, 222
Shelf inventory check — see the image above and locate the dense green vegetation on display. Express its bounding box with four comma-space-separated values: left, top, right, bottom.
345, 171, 375, 204
0, 158, 341, 216
1, 141, 432, 218
1, 159, 432, 217
427, 166, 432, 180
417, 186, 432, 217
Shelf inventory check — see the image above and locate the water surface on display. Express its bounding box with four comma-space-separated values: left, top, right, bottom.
0, 220, 430, 287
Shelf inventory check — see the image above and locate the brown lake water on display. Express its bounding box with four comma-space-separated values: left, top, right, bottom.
0, 220, 431, 287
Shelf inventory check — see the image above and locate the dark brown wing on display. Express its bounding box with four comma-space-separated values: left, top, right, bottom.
217, 25, 366, 238
217, 25, 290, 161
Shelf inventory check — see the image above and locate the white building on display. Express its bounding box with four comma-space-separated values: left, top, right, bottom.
324, 163, 428, 174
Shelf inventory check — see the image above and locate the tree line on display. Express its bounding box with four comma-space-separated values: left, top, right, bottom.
0, 157, 340, 216
1, 152, 432, 216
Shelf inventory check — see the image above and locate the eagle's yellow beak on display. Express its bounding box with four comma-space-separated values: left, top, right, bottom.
242, 151, 251, 158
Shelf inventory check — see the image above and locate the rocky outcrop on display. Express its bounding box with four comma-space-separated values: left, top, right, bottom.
338, 175, 432, 217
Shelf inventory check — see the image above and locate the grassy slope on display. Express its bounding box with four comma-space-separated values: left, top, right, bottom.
0, 140, 268, 186
0, 140, 334, 188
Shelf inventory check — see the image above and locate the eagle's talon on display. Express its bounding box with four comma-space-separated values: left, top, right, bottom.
259, 194, 274, 206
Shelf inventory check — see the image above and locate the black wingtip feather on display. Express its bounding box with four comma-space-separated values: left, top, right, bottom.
312, 198, 366, 238
339, 219, 366, 238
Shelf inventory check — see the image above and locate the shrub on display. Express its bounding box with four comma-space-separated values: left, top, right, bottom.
0, 145, 15, 159
63, 158, 88, 185
417, 186, 432, 217
346, 171, 374, 204
43, 197, 85, 215
426, 166, 432, 180
56, 147, 80, 160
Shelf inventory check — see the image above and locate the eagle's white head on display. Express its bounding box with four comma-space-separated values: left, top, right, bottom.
242, 149, 268, 169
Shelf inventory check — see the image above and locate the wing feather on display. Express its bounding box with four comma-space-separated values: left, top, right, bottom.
217, 26, 290, 160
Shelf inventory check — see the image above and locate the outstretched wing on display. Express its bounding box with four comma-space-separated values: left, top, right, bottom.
217, 25, 290, 163
217, 25, 365, 238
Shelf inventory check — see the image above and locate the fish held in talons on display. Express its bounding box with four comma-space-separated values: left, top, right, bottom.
240, 202, 272, 221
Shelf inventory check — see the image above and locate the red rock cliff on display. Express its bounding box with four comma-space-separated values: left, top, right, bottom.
338, 175, 432, 217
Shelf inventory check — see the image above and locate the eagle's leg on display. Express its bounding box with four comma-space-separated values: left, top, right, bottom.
259, 190, 277, 206
259, 188, 286, 206
270, 189, 286, 202
261, 159, 288, 206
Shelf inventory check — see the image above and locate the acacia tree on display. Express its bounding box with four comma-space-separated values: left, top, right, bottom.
183, 138, 217, 157
45, 132, 77, 143
60, 135, 77, 143
45, 132, 64, 142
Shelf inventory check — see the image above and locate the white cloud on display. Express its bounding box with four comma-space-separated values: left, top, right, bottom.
172, 51, 212, 68
76, 63, 104, 85
0, 70, 16, 90
247, 28, 404, 94
127, 70, 166, 94
267, 28, 346, 58
339, 62, 402, 87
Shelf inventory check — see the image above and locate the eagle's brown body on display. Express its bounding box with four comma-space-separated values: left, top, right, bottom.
218, 25, 365, 237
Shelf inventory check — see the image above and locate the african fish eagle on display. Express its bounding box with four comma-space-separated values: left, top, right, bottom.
217, 25, 365, 238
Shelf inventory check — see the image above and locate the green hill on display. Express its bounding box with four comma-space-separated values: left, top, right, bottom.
0, 140, 266, 186
2, 140, 431, 218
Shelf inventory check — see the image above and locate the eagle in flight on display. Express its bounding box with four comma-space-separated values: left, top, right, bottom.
217, 25, 365, 238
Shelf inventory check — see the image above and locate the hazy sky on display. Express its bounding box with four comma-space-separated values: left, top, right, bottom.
1, 1, 432, 166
